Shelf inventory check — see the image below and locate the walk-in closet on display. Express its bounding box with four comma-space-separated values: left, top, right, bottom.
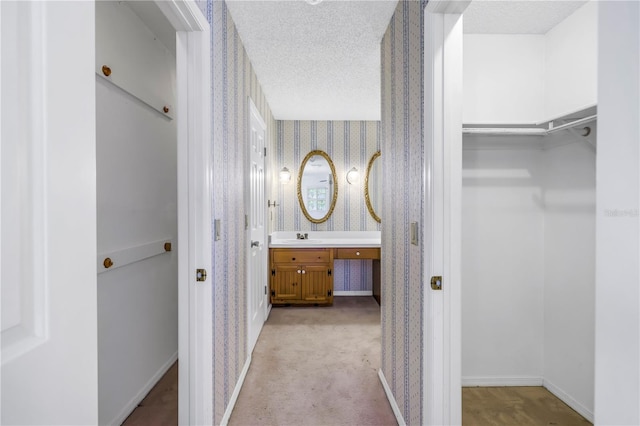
461, 1, 596, 423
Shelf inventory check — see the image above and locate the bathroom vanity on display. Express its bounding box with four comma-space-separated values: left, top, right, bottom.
269, 232, 381, 306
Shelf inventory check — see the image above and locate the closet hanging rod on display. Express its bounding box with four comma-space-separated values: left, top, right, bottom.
463, 127, 546, 136
546, 114, 597, 134
463, 114, 597, 136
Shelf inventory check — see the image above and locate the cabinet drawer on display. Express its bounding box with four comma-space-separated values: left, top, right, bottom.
272, 249, 331, 264
335, 248, 380, 260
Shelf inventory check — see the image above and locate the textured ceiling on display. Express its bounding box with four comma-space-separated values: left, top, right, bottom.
226, 0, 588, 121
226, 0, 398, 121
464, 0, 588, 34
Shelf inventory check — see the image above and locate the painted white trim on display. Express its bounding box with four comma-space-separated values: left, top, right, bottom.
425, 0, 471, 15
462, 376, 544, 387
543, 379, 594, 423
220, 355, 252, 426
156, 0, 208, 32
378, 369, 406, 426
423, 11, 445, 426
166, 1, 212, 425
187, 25, 213, 426
108, 352, 178, 426
423, 8, 464, 426
333, 291, 373, 296
442, 13, 464, 426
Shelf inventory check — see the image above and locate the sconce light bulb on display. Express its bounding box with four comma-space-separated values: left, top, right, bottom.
347, 167, 360, 185
280, 167, 291, 184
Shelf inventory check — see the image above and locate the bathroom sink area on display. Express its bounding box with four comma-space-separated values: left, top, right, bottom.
269, 231, 381, 248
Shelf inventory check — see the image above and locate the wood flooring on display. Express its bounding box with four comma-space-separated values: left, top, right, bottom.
463, 386, 591, 425
121, 362, 178, 426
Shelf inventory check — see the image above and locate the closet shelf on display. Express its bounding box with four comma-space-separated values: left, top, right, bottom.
463, 106, 597, 137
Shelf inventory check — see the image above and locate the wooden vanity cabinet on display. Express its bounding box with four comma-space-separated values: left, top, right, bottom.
270, 248, 334, 306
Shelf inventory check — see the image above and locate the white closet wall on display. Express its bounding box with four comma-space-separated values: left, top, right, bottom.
544, 1, 597, 120
462, 1, 597, 421
542, 132, 596, 414
462, 144, 545, 382
96, 2, 178, 425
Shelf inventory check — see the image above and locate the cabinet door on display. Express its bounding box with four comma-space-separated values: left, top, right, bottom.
271, 265, 302, 301
301, 265, 332, 302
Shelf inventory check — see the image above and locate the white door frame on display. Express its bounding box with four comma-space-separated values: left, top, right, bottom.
423, 1, 467, 424
155, 1, 212, 425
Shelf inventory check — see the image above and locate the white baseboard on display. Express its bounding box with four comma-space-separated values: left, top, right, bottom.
110, 351, 178, 426
334, 291, 373, 296
378, 369, 406, 426
543, 379, 594, 423
220, 354, 252, 426
462, 376, 543, 387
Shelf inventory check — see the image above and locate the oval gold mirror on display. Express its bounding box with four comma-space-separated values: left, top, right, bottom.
297, 150, 338, 224
365, 151, 381, 223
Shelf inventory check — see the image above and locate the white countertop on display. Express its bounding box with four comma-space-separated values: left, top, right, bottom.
269, 231, 381, 248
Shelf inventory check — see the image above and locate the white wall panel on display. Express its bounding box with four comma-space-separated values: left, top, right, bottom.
544, 1, 597, 120
543, 135, 596, 420
463, 35, 545, 124
595, 1, 640, 424
461, 146, 545, 379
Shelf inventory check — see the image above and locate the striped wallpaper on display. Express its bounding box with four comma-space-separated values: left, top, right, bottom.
380, 1, 424, 424
206, 1, 277, 423
274, 120, 381, 292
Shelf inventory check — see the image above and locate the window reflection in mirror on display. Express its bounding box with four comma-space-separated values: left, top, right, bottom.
297, 150, 337, 224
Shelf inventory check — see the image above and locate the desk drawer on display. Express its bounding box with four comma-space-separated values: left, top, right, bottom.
272, 249, 331, 264
335, 248, 380, 260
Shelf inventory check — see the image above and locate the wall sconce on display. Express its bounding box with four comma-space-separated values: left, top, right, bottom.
279, 167, 291, 184
346, 167, 360, 185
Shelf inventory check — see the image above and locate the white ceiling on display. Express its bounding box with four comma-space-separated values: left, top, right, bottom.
463, 0, 588, 34
226, 0, 398, 121
226, 0, 588, 122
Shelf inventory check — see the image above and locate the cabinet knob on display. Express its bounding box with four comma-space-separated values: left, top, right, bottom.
297, 269, 301, 274
356, 251, 360, 256
302, 270, 306, 274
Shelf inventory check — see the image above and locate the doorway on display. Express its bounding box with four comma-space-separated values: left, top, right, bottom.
423, 1, 597, 424
95, 1, 212, 425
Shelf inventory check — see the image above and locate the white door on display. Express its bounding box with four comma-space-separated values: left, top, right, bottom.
247, 99, 267, 353
1, 2, 99, 424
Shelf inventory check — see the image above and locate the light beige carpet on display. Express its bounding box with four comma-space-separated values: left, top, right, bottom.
228, 296, 397, 426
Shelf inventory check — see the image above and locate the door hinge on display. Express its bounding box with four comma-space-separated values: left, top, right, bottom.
271, 269, 276, 276
264, 285, 267, 295
328, 269, 332, 276
271, 290, 275, 297
327, 290, 332, 296
196, 268, 207, 282
430, 276, 443, 291
245, 214, 248, 230
264, 147, 267, 157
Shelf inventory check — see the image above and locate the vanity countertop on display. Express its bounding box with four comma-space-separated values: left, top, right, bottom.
269, 231, 381, 248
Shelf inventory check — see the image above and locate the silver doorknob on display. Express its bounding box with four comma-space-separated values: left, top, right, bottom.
251, 240, 260, 248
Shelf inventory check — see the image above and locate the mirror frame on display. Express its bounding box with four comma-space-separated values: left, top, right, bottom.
364, 151, 381, 223
297, 150, 338, 224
